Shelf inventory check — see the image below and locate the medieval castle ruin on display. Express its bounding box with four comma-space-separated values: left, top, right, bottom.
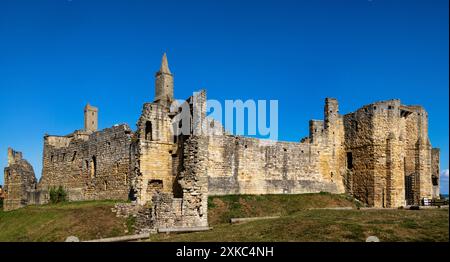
2, 54, 441, 230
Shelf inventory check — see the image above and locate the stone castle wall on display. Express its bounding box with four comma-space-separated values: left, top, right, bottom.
2, 53, 440, 234
38, 124, 133, 202
4, 97, 439, 212
207, 98, 345, 196
207, 135, 341, 195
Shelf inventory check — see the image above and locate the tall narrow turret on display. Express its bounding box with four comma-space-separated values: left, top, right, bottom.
154, 53, 174, 107
84, 103, 98, 132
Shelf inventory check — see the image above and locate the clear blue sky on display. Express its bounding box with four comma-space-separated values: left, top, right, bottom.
0, 0, 448, 193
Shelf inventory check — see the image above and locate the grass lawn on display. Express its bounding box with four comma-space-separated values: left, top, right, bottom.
0, 200, 132, 242
0, 193, 448, 242
149, 193, 449, 242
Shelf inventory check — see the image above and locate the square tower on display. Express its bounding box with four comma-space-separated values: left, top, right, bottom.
84, 103, 98, 132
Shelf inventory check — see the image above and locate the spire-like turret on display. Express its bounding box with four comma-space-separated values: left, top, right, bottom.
154, 53, 174, 107
159, 53, 171, 74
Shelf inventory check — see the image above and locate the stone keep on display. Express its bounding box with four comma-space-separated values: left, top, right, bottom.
2, 54, 441, 226
343, 101, 439, 207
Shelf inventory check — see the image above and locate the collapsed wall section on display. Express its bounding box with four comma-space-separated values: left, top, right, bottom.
151, 135, 209, 229
149, 90, 209, 230
3, 148, 37, 211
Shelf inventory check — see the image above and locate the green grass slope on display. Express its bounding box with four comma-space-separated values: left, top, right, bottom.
207, 192, 359, 225
1, 193, 448, 242
0, 200, 132, 242
150, 193, 449, 242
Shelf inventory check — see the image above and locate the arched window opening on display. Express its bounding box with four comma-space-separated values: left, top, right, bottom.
347, 152, 353, 169
90, 156, 97, 178
432, 176, 439, 186
128, 188, 137, 201
173, 180, 183, 198
85, 160, 89, 175
145, 121, 152, 141
147, 179, 163, 194
72, 151, 77, 162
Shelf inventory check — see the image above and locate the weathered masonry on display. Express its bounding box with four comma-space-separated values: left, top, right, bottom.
3, 54, 440, 228
39, 123, 133, 202
207, 97, 345, 196
3, 148, 38, 211
343, 101, 440, 207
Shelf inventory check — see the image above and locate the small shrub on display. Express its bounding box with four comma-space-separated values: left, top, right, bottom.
49, 186, 67, 204
126, 216, 136, 234
0, 198, 3, 210
208, 198, 217, 209
400, 219, 419, 229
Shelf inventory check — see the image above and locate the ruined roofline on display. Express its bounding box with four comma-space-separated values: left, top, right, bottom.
398, 104, 427, 112
88, 123, 132, 136
44, 131, 88, 138
44, 123, 132, 148
142, 101, 169, 108
6, 148, 35, 176
217, 133, 312, 146
325, 97, 338, 102
44, 123, 132, 137
341, 98, 428, 117
7, 147, 23, 166
143, 89, 207, 111
347, 98, 400, 114
84, 103, 98, 112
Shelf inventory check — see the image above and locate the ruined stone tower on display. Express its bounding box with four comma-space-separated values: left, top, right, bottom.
3, 148, 37, 211
343, 100, 439, 207
154, 53, 174, 107
84, 103, 98, 132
